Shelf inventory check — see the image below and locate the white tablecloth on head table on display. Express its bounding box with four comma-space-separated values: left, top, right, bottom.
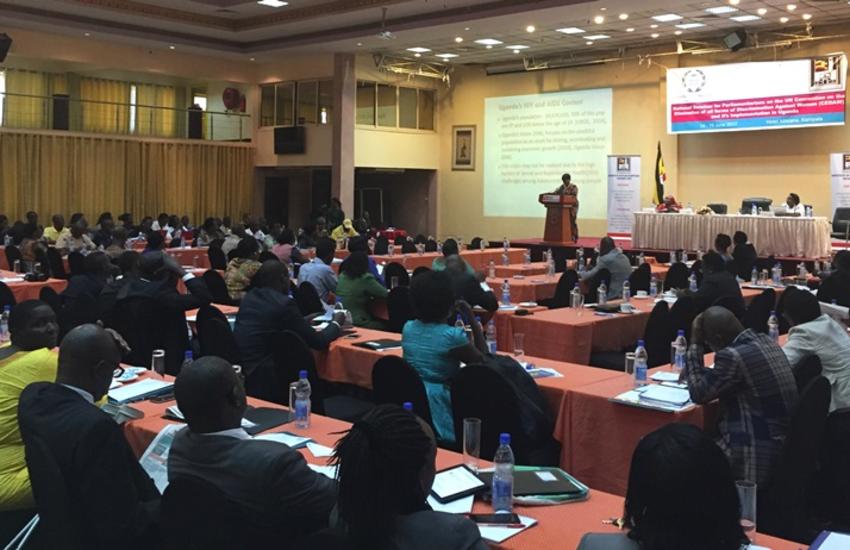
632, 212, 833, 257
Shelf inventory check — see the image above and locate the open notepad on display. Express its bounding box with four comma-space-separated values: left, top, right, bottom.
611, 384, 694, 413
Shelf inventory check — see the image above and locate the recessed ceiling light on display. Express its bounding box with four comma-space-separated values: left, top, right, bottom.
651, 33, 660, 38
406, 47, 431, 53
652, 13, 682, 22
674, 30, 683, 35
786, 4, 797, 11
626, 27, 635, 32
556, 27, 585, 34
705, 6, 738, 14
586, 41, 594, 45
474, 38, 503, 45
84, 32, 91, 37
593, 15, 605, 24
513, 49, 520, 54
802, 13, 812, 20
454, 36, 463, 43
731, 14, 761, 21
435, 53, 458, 58
356, 42, 363, 46
414, 53, 421, 57
619, 13, 629, 20
676, 22, 706, 29
505, 44, 529, 49
464, 27, 470, 31
526, 25, 536, 33
650, 24, 659, 29
584, 34, 610, 40
169, 45, 176, 50
486, 45, 493, 49
780, 16, 789, 23
249, 57, 255, 61
757, 8, 767, 15
729, 0, 740, 5
257, 0, 288, 6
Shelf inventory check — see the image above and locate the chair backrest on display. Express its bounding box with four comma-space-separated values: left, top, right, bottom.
258, 251, 278, 263
169, 237, 183, 248
208, 246, 227, 270
46, 247, 68, 279
551, 270, 579, 308
20, 432, 82, 549
411, 266, 430, 279
374, 236, 389, 255
226, 249, 239, 262
740, 197, 773, 214
387, 286, 415, 333
759, 376, 830, 541
628, 263, 651, 293
295, 281, 325, 316
643, 300, 672, 367
582, 268, 610, 302
271, 330, 327, 414
469, 237, 483, 250
4, 244, 22, 267
66, 252, 85, 276
668, 295, 696, 341
401, 241, 416, 254
793, 355, 823, 393
111, 295, 187, 375
383, 262, 410, 289
202, 270, 233, 304
832, 207, 850, 237
208, 238, 224, 250
711, 294, 744, 319
707, 203, 728, 214
742, 288, 776, 334
451, 364, 531, 464
57, 294, 99, 340
39, 286, 61, 315
423, 239, 437, 252
371, 356, 434, 429
197, 307, 241, 364
664, 262, 690, 291
0, 281, 16, 310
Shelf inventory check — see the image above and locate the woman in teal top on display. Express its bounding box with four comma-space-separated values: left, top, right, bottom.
402, 270, 487, 443
336, 251, 389, 330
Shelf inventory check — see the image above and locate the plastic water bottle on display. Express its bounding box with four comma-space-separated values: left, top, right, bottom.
597, 281, 608, 305
387, 243, 395, 256
638, 252, 645, 265
570, 284, 582, 309
0, 306, 10, 344
492, 433, 515, 514
488, 260, 496, 279
501, 279, 511, 305
696, 249, 704, 261
402, 402, 413, 412
797, 262, 807, 279
772, 263, 782, 284
437, 241, 443, 254
501, 252, 509, 266
622, 281, 631, 303
751, 203, 758, 216
503, 237, 509, 251
671, 330, 687, 372
576, 247, 584, 266
522, 249, 531, 265
751, 267, 758, 285
649, 277, 658, 299
455, 314, 465, 330
670, 250, 677, 264
688, 273, 698, 292
181, 350, 193, 371
294, 370, 312, 429
634, 340, 648, 388
768, 311, 779, 343
577, 257, 585, 274
486, 320, 498, 354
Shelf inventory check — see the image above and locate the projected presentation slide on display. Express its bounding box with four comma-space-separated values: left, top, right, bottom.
667, 54, 847, 134
483, 88, 612, 219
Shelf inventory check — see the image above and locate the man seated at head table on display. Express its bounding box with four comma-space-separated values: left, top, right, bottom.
781, 287, 850, 412
818, 250, 850, 307
17, 324, 161, 548
444, 255, 497, 312
580, 237, 631, 299
578, 423, 750, 550
168, 356, 337, 543
680, 306, 798, 485
785, 192, 804, 215
678, 251, 745, 318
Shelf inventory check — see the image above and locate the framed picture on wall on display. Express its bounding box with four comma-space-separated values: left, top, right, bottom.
452, 125, 475, 171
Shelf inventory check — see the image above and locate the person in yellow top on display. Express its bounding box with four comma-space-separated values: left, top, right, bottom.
42, 214, 70, 244
0, 300, 59, 512
330, 219, 359, 242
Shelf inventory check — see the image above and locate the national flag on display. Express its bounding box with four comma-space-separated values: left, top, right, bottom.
654, 141, 666, 204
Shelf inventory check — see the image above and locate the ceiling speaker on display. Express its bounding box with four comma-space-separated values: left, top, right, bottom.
722, 30, 747, 52
0, 34, 11, 63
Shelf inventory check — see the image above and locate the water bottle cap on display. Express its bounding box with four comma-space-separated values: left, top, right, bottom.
3, 305, 9, 312
770, 310, 776, 316
184, 350, 193, 359
299, 370, 308, 379
402, 402, 413, 411
677, 329, 685, 336
637, 339, 645, 346
499, 433, 511, 445
475, 316, 481, 322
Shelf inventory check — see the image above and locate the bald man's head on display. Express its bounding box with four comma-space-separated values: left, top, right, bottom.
56, 324, 123, 401
700, 306, 745, 351
174, 356, 246, 434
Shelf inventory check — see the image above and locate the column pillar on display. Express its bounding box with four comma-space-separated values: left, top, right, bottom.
332, 53, 356, 216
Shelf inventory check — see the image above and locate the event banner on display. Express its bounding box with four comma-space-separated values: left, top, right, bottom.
607, 155, 641, 235
667, 54, 847, 134
831, 152, 850, 222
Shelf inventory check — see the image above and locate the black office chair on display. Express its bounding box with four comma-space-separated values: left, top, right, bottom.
831, 207, 850, 241
0, 281, 17, 310
258, 251, 278, 263
707, 203, 728, 214
202, 269, 238, 306
582, 268, 610, 303
39, 286, 61, 315
758, 376, 830, 543
628, 263, 651, 293
401, 241, 416, 254
792, 355, 822, 393
226, 249, 239, 262
208, 238, 224, 250
196, 305, 241, 365
67, 252, 85, 277
424, 239, 438, 252
169, 237, 183, 248
711, 295, 745, 319
373, 236, 389, 255
383, 262, 409, 289
372, 356, 434, 430
394, 235, 406, 246
742, 288, 776, 334
740, 197, 773, 214
668, 295, 696, 341
539, 270, 578, 309
45, 248, 68, 280
295, 281, 325, 316
644, 300, 672, 367
664, 262, 690, 291
469, 237, 483, 250
690, 260, 703, 288
411, 266, 430, 279
4, 245, 22, 271
387, 286, 415, 333
208, 246, 227, 270
57, 294, 99, 340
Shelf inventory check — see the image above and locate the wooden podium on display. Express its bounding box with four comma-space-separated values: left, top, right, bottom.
539, 193, 577, 243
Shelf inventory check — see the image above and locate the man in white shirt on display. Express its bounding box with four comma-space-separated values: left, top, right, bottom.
785, 193, 804, 215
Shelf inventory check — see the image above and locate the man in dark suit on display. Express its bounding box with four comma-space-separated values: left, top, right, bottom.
818, 250, 850, 307
168, 356, 337, 541
444, 255, 497, 312
17, 324, 160, 549
732, 231, 757, 280
682, 251, 746, 317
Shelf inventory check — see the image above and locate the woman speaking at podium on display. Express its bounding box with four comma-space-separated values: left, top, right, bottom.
554, 173, 579, 241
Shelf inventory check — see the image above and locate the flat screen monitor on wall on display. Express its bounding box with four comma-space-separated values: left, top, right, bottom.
274, 126, 306, 154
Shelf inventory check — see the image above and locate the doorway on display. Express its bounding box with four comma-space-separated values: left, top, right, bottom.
264, 177, 290, 226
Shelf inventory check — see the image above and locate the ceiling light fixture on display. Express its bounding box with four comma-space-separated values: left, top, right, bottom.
674, 30, 683, 35
556, 27, 585, 34
705, 6, 738, 14
802, 13, 812, 20
586, 41, 594, 45
676, 22, 706, 29
474, 38, 503, 45
731, 15, 761, 21
780, 16, 789, 23
454, 36, 463, 43
436, 53, 458, 58
406, 47, 431, 53
626, 27, 635, 32
505, 44, 529, 49
651, 33, 660, 38
619, 13, 629, 20
249, 57, 255, 61
414, 53, 421, 57
356, 42, 363, 46
757, 8, 767, 15
652, 13, 682, 22
729, 0, 740, 5
593, 15, 605, 24
650, 24, 659, 29
584, 34, 610, 40
169, 45, 176, 50
513, 49, 521, 54
257, 0, 288, 7
464, 27, 470, 31
486, 45, 493, 49
84, 32, 91, 37
526, 25, 536, 32
786, 4, 797, 11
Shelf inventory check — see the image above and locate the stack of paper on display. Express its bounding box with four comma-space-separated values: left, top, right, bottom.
108, 378, 173, 404
254, 432, 312, 449
477, 516, 537, 543
639, 385, 691, 407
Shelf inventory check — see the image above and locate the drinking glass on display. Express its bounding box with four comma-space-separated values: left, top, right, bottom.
513, 333, 525, 362
737, 480, 757, 541
288, 382, 299, 422
462, 418, 482, 472
624, 352, 636, 375
150, 349, 166, 377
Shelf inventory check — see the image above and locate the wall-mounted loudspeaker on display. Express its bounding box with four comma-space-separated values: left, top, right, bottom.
0, 33, 11, 63
723, 30, 747, 52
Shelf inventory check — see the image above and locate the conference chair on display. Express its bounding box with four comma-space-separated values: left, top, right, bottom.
168, 237, 183, 248
67, 252, 85, 277
258, 251, 278, 263
830, 207, 850, 242
4, 245, 22, 270
196, 305, 240, 365
371, 356, 435, 430
387, 286, 415, 333
469, 237, 483, 250
110, 296, 186, 375
46, 248, 68, 280
208, 238, 224, 250
39, 286, 61, 316
57, 294, 99, 340
689, 260, 703, 288
792, 355, 823, 393
707, 203, 728, 214
758, 376, 830, 544
411, 266, 430, 279
627, 262, 651, 293
394, 235, 406, 245
0, 281, 16, 310
742, 288, 776, 334
401, 241, 416, 254
668, 295, 696, 341
295, 281, 325, 316
424, 239, 438, 252
383, 262, 410, 289
539, 270, 578, 309
664, 262, 690, 291
374, 236, 389, 255
740, 197, 773, 214
226, 249, 239, 262
582, 268, 610, 303
207, 246, 227, 270
644, 300, 673, 367
774, 287, 795, 335
711, 295, 745, 319
819, 408, 850, 528
413, 234, 428, 244
202, 270, 238, 306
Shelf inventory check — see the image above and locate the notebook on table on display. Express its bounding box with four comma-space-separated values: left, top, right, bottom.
353, 339, 403, 351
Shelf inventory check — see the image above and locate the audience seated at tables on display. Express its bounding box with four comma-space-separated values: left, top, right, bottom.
0, 301, 59, 513
714, 233, 734, 263
347, 236, 384, 285
224, 238, 262, 301
298, 217, 329, 249
169, 356, 337, 541
581, 237, 631, 299
17, 324, 161, 548
17, 223, 46, 263
444, 255, 497, 312
143, 230, 166, 253
272, 228, 307, 264
325, 197, 345, 230
68, 212, 86, 227
402, 271, 487, 443
105, 226, 129, 260
336, 251, 388, 329
42, 214, 69, 244
24, 211, 38, 228
117, 212, 138, 238
732, 231, 757, 280
55, 221, 96, 255
297, 405, 488, 550
681, 306, 798, 484
298, 237, 339, 303
61, 252, 115, 308
150, 212, 170, 233
221, 224, 246, 256
683, 251, 745, 317
196, 217, 224, 247
234, 261, 345, 401
578, 423, 748, 550
430, 238, 475, 275
94, 212, 112, 231
818, 250, 850, 307
330, 218, 359, 241
92, 218, 115, 249
781, 288, 850, 411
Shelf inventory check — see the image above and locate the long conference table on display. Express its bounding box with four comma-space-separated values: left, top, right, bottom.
633, 211, 832, 258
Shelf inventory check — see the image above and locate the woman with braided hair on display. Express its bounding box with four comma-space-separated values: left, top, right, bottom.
296, 404, 487, 550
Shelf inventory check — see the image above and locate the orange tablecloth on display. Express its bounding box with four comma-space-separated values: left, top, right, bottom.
164, 247, 210, 269
121, 378, 799, 550
486, 275, 559, 304
0, 270, 68, 303
373, 249, 526, 272
493, 262, 548, 278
